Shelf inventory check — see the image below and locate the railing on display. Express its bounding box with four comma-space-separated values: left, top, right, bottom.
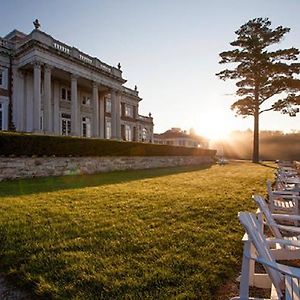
138, 115, 153, 123
53, 41, 118, 76
28, 30, 121, 77
79, 53, 93, 64
123, 86, 138, 97
92, 57, 113, 73
100, 62, 113, 73
53, 41, 71, 54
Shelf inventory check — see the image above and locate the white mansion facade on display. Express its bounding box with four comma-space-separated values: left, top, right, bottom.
0, 23, 153, 142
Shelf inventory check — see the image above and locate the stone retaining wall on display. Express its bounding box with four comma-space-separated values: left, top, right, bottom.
0, 156, 214, 181
294, 161, 300, 174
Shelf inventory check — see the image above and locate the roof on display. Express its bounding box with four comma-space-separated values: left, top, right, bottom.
4, 29, 27, 41
155, 130, 194, 139
154, 129, 208, 144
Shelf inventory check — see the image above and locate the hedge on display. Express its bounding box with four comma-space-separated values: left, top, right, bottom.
0, 132, 216, 157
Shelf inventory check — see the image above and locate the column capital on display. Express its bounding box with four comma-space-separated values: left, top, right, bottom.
71, 74, 80, 81
32, 60, 42, 69
92, 81, 99, 89
110, 88, 120, 96
44, 64, 53, 72
17, 69, 26, 78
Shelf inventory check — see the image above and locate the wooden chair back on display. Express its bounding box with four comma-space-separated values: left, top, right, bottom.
238, 212, 284, 298
253, 195, 283, 239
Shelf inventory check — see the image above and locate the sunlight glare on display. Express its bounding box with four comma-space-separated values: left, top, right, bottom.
194, 111, 235, 141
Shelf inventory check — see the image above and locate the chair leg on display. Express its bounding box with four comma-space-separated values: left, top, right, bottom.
239, 239, 252, 298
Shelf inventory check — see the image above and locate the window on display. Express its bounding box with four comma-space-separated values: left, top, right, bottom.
125, 105, 133, 117
142, 128, 148, 141
61, 88, 66, 100
67, 90, 71, 101
121, 124, 125, 140
61, 88, 71, 101
61, 113, 71, 136
82, 117, 91, 137
0, 68, 7, 89
0, 103, 2, 130
82, 95, 91, 106
105, 118, 111, 139
125, 125, 132, 141
0, 102, 8, 130
40, 115, 43, 131
105, 95, 111, 113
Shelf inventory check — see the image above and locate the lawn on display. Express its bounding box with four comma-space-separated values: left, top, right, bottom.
0, 161, 274, 299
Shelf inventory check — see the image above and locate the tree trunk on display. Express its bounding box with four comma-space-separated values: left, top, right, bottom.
252, 84, 259, 163
252, 109, 259, 163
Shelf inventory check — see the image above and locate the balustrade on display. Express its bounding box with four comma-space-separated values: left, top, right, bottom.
53, 42, 70, 54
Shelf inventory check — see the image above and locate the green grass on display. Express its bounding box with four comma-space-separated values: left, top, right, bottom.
0, 161, 274, 299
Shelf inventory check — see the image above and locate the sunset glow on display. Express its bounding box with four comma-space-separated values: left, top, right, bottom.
194, 111, 238, 141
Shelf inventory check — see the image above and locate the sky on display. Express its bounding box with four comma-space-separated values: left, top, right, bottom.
1, 0, 300, 139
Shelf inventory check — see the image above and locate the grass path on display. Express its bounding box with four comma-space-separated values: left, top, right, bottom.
0, 161, 274, 299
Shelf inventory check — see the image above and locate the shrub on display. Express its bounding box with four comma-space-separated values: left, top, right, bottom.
0, 132, 216, 157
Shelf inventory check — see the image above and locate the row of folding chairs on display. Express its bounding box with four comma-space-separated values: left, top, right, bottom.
232, 161, 300, 299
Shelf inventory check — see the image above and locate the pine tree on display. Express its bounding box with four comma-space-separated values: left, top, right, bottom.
216, 18, 300, 163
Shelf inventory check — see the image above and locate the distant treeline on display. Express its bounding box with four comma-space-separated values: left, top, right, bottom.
211, 130, 300, 161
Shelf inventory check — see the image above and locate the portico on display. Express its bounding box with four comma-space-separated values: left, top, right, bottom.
0, 25, 154, 142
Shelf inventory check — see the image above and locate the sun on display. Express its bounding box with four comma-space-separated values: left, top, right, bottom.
194, 112, 234, 141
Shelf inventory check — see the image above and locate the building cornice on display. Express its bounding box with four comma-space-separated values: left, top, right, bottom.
121, 86, 142, 101
16, 40, 127, 85
11, 30, 127, 84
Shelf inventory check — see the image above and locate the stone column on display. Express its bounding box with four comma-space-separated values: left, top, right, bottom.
25, 72, 33, 132
92, 82, 99, 137
43, 64, 52, 133
11, 66, 18, 130
111, 89, 121, 140
17, 71, 25, 131
99, 92, 105, 139
33, 61, 42, 132
53, 81, 60, 134
115, 92, 121, 140
111, 89, 116, 139
71, 74, 79, 136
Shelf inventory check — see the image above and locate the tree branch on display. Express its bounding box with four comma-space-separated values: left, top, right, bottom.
259, 87, 284, 104
259, 107, 276, 114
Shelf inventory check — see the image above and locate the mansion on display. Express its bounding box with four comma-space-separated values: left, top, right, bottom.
0, 21, 153, 142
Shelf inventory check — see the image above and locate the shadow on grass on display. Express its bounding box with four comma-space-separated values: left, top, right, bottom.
0, 164, 213, 197
258, 162, 277, 169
